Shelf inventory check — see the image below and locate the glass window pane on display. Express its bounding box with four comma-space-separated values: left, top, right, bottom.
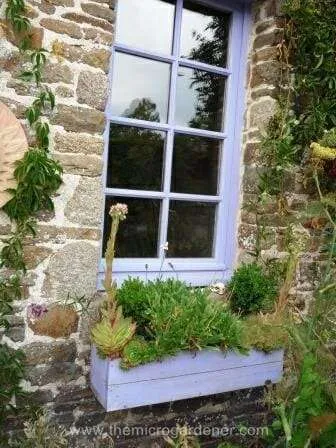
180, 1, 231, 67
168, 201, 216, 257
175, 66, 226, 131
116, 0, 175, 55
107, 124, 165, 191
103, 197, 161, 258
111, 53, 170, 123
171, 134, 221, 195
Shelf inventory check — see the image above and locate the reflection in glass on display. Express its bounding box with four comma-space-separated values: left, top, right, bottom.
111, 52, 170, 123
107, 124, 165, 191
103, 197, 161, 258
116, 0, 175, 55
180, 1, 231, 67
171, 135, 221, 195
168, 201, 216, 257
175, 66, 226, 131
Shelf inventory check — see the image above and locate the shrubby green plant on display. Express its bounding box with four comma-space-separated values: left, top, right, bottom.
227, 263, 278, 315
116, 277, 152, 335
120, 279, 244, 368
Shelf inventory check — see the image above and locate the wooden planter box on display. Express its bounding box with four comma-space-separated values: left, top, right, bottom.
90, 346, 284, 411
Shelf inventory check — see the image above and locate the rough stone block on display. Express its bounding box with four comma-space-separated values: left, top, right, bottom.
81, 2, 115, 22
27, 362, 82, 386
52, 41, 111, 71
51, 104, 105, 133
55, 85, 74, 98
40, 18, 82, 39
250, 61, 280, 88
43, 241, 100, 300
23, 245, 52, 269
43, 62, 73, 84
65, 176, 103, 226
54, 131, 104, 155
253, 29, 282, 50
83, 27, 114, 45
238, 224, 257, 251
243, 166, 259, 194
249, 97, 277, 130
244, 142, 260, 165
53, 153, 103, 176
4, 315, 25, 342
24, 340, 77, 365
77, 70, 108, 110
61, 12, 112, 32
252, 46, 278, 64
27, 0, 56, 14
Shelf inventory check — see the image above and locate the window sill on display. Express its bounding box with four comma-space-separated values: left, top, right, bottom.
90, 346, 284, 412
97, 259, 230, 287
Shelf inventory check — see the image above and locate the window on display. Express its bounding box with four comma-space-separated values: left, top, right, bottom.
101, 0, 250, 286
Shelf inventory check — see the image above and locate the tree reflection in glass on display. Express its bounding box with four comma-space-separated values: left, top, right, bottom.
180, 1, 231, 67
107, 102, 165, 191
111, 52, 170, 123
103, 197, 161, 258
171, 134, 221, 195
176, 66, 226, 131
168, 201, 216, 257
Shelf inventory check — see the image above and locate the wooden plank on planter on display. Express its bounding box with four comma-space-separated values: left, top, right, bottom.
90, 346, 284, 412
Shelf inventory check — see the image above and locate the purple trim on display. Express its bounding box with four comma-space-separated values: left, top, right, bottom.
99, 0, 252, 286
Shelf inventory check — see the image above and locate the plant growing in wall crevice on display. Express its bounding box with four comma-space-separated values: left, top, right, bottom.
254, 0, 336, 446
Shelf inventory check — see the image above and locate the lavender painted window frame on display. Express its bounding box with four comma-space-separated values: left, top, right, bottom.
98, 0, 252, 287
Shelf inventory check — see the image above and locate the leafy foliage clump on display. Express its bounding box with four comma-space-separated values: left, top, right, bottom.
242, 314, 289, 353
119, 279, 244, 368
268, 353, 336, 447
227, 263, 278, 315
116, 277, 152, 335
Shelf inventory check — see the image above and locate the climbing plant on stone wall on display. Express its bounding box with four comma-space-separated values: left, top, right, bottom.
0, 0, 62, 442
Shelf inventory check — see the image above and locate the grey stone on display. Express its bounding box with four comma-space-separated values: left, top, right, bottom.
81, 2, 115, 22
77, 70, 108, 111
40, 18, 82, 39
61, 12, 112, 32
65, 177, 103, 226
43, 241, 100, 300
25, 340, 77, 365
249, 97, 277, 130
27, 362, 82, 386
5, 315, 25, 342
43, 62, 73, 84
54, 131, 104, 155
51, 104, 105, 134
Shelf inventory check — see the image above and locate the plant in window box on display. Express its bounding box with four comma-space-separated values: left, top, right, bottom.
91, 204, 137, 358
90, 205, 284, 412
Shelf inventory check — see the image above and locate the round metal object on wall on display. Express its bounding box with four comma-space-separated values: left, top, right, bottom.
0, 101, 28, 208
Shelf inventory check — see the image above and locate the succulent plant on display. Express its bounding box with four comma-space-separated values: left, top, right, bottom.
91, 302, 136, 358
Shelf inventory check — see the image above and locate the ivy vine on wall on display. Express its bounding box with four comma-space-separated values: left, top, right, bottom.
0, 0, 62, 442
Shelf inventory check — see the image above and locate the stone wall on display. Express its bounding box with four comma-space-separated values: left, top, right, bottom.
239, 0, 320, 313
0, 0, 313, 446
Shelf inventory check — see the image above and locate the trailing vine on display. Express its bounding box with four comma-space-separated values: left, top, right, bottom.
1, 0, 62, 443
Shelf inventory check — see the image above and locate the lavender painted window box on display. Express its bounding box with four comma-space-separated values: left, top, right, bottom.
90, 346, 284, 411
